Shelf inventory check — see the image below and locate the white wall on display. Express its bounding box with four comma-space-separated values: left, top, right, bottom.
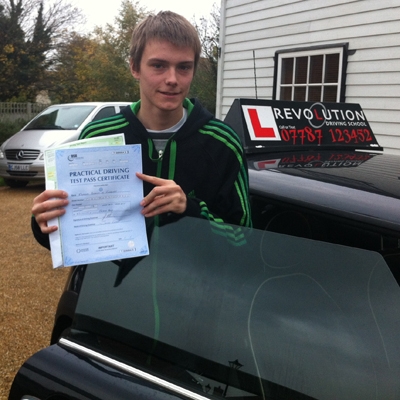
217, 0, 400, 154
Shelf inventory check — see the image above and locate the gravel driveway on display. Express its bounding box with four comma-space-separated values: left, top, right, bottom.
0, 183, 69, 399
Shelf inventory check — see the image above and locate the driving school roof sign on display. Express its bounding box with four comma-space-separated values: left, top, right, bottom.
224, 99, 382, 153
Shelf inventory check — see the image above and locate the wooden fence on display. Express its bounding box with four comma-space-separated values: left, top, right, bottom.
0, 102, 49, 122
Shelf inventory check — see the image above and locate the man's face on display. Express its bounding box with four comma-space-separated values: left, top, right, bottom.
130, 39, 195, 124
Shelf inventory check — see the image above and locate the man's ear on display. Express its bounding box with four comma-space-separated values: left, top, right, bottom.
130, 59, 140, 79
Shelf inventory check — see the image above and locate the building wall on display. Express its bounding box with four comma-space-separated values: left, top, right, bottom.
216, 0, 400, 154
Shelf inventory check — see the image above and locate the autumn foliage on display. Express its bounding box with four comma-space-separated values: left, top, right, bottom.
0, 0, 218, 111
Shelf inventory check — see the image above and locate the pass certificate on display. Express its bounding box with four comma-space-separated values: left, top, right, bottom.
45, 134, 126, 268
55, 145, 149, 267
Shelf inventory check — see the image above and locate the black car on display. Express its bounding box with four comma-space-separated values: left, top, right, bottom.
9, 100, 400, 400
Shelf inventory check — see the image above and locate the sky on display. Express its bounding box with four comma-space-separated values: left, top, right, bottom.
70, 0, 219, 32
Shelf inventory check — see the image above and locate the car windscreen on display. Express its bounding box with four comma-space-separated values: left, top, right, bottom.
24, 105, 96, 130
70, 216, 400, 400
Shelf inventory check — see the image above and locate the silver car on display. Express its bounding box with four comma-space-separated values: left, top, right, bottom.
0, 102, 131, 187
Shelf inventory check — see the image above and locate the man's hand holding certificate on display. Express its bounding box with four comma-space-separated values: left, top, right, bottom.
46, 138, 149, 267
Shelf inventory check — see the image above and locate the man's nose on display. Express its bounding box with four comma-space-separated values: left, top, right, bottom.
165, 68, 178, 85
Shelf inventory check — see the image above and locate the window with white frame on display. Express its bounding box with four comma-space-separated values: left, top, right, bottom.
275, 46, 347, 102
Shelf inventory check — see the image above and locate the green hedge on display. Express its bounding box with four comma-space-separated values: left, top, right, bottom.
0, 119, 29, 144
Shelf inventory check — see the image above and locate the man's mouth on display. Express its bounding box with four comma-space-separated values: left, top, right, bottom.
160, 91, 180, 96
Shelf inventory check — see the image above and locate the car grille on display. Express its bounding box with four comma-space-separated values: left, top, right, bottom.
7, 171, 38, 177
5, 149, 40, 161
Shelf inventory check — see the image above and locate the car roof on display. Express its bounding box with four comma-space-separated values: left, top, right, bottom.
224, 99, 400, 233
248, 150, 400, 233
47, 102, 131, 107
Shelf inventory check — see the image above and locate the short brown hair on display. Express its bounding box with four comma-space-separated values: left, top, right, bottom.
130, 11, 201, 72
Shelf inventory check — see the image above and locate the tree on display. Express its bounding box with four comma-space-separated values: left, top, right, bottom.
107, 0, 146, 59
0, 1, 27, 100
48, 32, 140, 103
52, 0, 220, 109
0, 0, 84, 101
0, 0, 220, 106
1, 0, 84, 42
23, 2, 53, 99
47, 33, 95, 102
190, 3, 220, 115
48, 0, 147, 103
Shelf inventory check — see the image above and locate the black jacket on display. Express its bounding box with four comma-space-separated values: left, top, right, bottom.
32, 99, 251, 249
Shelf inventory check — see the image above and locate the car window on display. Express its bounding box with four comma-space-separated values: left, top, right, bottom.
24, 105, 96, 130
70, 216, 400, 400
251, 195, 400, 285
91, 106, 117, 121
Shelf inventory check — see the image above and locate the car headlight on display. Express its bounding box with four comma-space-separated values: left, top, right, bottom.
0, 149, 4, 159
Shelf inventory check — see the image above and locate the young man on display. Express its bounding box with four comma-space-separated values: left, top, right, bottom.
31, 11, 251, 248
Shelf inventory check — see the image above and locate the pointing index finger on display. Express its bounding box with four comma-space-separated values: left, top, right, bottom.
136, 172, 166, 186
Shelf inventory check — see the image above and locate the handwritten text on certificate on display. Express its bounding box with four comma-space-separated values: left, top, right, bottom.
55, 145, 149, 266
